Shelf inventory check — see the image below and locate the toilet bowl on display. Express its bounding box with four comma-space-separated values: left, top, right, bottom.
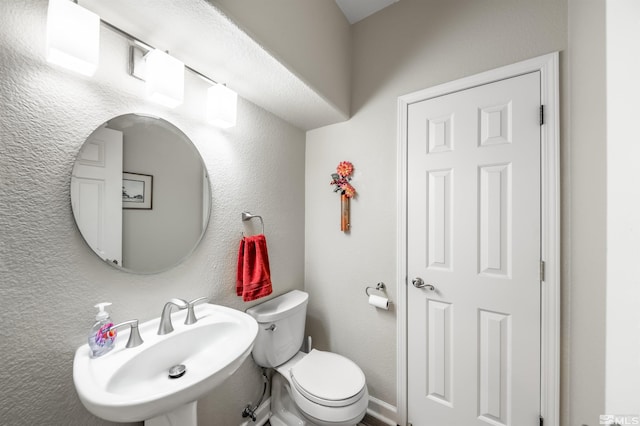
278, 350, 369, 426
246, 290, 368, 426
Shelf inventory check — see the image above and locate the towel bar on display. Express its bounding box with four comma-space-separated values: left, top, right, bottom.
241, 211, 265, 235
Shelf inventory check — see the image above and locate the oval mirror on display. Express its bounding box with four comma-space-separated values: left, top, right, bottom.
71, 114, 211, 274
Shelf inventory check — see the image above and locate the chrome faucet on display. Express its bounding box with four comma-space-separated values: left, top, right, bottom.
111, 319, 144, 348
157, 298, 188, 335
185, 297, 209, 325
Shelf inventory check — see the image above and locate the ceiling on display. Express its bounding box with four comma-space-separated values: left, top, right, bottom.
335, 0, 399, 24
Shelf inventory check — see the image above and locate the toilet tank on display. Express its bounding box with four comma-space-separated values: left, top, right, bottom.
246, 290, 309, 368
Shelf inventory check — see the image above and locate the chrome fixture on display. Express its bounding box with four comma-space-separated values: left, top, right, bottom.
241, 368, 269, 422
168, 364, 187, 379
365, 282, 387, 297
158, 298, 188, 335
411, 277, 435, 291
241, 211, 265, 235
185, 297, 209, 325
111, 319, 144, 348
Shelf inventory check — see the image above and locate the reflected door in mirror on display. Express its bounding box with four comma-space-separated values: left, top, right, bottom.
71, 126, 123, 265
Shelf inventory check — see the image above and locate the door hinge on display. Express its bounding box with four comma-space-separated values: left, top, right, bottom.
540, 415, 544, 426
540, 260, 546, 282
540, 105, 544, 126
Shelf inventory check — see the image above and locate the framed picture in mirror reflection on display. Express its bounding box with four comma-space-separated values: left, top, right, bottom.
122, 172, 153, 209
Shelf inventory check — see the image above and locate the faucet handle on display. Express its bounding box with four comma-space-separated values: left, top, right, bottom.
185, 297, 209, 325
111, 319, 144, 348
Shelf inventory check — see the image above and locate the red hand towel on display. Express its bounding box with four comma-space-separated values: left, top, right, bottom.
236, 238, 245, 296
238, 235, 273, 302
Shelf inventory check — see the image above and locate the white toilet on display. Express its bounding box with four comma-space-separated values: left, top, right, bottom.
246, 290, 369, 426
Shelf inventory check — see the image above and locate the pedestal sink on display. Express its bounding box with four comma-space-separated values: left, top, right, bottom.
73, 303, 258, 425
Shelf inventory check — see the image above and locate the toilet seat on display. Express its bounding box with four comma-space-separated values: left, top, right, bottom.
290, 349, 366, 408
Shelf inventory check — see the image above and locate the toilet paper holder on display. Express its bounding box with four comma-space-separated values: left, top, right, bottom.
365, 282, 387, 297
365, 282, 391, 309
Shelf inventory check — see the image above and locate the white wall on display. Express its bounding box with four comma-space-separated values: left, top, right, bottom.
0, 1, 305, 425
566, 0, 608, 423
606, 0, 640, 414
305, 0, 571, 422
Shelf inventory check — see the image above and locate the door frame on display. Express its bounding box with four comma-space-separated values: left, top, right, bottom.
396, 52, 560, 426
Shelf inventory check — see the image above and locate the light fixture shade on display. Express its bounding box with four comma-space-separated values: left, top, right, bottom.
46, 0, 100, 76
207, 84, 238, 128
145, 49, 184, 108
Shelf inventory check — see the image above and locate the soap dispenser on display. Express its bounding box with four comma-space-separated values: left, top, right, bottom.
88, 302, 116, 358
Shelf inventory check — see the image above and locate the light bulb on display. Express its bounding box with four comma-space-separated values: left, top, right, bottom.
46, 0, 100, 76
207, 84, 238, 128
145, 49, 185, 108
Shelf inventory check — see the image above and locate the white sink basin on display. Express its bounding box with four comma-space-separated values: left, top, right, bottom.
73, 303, 258, 423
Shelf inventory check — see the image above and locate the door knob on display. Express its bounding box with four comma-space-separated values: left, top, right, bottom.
412, 277, 435, 291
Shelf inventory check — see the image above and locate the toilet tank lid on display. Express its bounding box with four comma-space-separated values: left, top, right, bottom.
246, 290, 308, 323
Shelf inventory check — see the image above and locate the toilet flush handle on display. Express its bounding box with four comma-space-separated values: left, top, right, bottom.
265, 324, 277, 331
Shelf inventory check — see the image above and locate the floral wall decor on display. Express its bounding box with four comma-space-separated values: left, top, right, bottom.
330, 161, 356, 232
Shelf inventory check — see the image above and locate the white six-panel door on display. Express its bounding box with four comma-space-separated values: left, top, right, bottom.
407, 72, 541, 426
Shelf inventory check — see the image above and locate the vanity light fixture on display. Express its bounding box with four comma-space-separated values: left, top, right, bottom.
144, 49, 185, 108
46, 5, 236, 122
46, 0, 100, 76
206, 84, 238, 128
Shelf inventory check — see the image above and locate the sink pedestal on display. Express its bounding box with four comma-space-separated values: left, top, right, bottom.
145, 401, 197, 426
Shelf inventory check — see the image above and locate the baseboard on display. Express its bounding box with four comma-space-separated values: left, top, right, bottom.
238, 398, 271, 426
366, 396, 398, 426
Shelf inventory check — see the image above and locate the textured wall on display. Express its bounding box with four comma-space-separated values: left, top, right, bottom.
209, 0, 352, 118
305, 0, 567, 418
0, 1, 305, 425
